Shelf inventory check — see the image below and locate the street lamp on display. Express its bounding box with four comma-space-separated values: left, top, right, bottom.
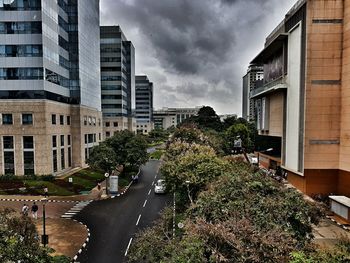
41, 197, 49, 247
104, 172, 109, 196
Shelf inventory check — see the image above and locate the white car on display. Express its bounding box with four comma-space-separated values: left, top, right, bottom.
154, 179, 166, 194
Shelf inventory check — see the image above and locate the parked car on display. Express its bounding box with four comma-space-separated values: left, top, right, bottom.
154, 179, 166, 194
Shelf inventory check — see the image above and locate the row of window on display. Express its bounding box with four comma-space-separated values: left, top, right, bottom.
0, 67, 43, 80
101, 57, 121, 63
101, 75, 128, 83
101, 85, 128, 92
3, 136, 34, 175
101, 95, 126, 100
102, 104, 123, 109
0, 22, 42, 34
0, 0, 41, 10
105, 121, 119, 127
0, 45, 42, 57
83, 116, 101, 127
52, 135, 72, 173
51, 114, 71, 126
1, 113, 33, 125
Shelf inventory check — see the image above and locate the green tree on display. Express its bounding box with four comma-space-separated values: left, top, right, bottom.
0, 208, 70, 263
181, 106, 222, 131
87, 143, 117, 173
224, 123, 251, 152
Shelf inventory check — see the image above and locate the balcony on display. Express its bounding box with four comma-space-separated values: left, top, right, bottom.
250, 77, 287, 99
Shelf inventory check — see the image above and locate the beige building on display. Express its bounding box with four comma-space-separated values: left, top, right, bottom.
0, 0, 102, 176
250, 0, 350, 196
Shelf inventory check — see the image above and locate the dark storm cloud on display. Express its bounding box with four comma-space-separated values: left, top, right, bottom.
101, 0, 296, 114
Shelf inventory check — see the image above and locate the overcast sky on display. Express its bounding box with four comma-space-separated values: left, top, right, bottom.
100, 0, 296, 115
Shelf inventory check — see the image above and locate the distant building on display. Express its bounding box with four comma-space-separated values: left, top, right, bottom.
249, 0, 350, 197
0, 0, 102, 176
135, 75, 153, 134
100, 26, 136, 138
153, 107, 200, 130
219, 114, 237, 122
242, 65, 263, 120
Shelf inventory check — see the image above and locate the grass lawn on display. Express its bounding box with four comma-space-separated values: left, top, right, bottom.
0, 167, 140, 196
149, 150, 165, 160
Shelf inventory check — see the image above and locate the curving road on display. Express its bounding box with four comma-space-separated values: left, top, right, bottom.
75, 160, 170, 263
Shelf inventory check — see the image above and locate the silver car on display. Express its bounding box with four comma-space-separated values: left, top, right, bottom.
154, 179, 166, 194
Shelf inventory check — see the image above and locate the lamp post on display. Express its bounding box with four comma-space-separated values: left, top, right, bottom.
41, 197, 49, 247
104, 172, 109, 196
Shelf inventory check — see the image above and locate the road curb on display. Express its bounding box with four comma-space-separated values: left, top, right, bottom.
72, 219, 90, 263
326, 215, 350, 232
0, 198, 78, 203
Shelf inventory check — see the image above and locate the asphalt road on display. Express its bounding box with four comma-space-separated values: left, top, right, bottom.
75, 160, 171, 263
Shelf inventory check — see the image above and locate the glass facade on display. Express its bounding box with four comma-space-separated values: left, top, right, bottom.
0, 0, 41, 10
0, 45, 42, 57
0, 21, 42, 34
0, 68, 43, 80
3, 136, 14, 175
23, 136, 34, 175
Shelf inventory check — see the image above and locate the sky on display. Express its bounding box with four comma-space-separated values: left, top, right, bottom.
100, 0, 296, 115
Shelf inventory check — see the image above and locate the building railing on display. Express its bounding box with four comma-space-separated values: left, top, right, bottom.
250, 77, 286, 98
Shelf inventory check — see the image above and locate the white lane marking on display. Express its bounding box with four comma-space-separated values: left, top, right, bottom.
125, 237, 133, 256
148, 189, 151, 195
152, 181, 154, 186
143, 199, 148, 207
136, 214, 142, 226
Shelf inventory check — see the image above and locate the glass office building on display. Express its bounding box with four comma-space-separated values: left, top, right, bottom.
0, 0, 102, 176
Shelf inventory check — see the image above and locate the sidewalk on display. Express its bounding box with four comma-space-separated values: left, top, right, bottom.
313, 218, 350, 248
35, 218, 88, 259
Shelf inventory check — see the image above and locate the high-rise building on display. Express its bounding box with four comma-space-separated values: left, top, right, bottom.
135, 75, 153, 134
249, 0, 350, 197
100, 26, 136, 138
0, 0, 102, 176
242, 65, 263, 120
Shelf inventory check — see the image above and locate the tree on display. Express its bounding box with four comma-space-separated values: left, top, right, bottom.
87, 143, 117, 173
0, 208, 70, 263
224, 123, 251, 152
162, 142, 227, 208
180, 106, 222, 131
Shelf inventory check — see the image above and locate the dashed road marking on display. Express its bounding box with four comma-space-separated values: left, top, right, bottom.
125, 237, 133, 256
151, 181, 154, 186
136, 214, 142, 226
143, 199, 147, 208
148, 189, 151, 195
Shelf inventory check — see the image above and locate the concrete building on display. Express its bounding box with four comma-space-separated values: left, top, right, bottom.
135, 75, 153, 134
249, 0, 350, 197
100, 26, 136, 138
242, 65, 263, 120
153, 107, 199, 130
0, 0, 102, 176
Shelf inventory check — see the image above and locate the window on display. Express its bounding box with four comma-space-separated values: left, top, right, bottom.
52, 149, 57, 172
68, 135, 71, 146
113, 122, 118, 127
93, 117, 96, 126
60, 115, 64, 125
93, 134, 96, 143
23, 151, 34, 175
60, 135, 64, 146
68, 147, 72, 167
3, 136, 13, 149
0, 67, 43, 80
67, 116, 71, 125
84, 134, 87, 144
2, 113, 13, 125
106, 131, 110, 138
98, 119, 101, 126
4, 151, 14, 174
22, 113, 33, 125
23, 136, 33, 149
88, 117, 92, 125
99, 133, 101, 141
52, 135, 57, 148
61, 148, 65, 169
105, 122, 110, 127
3, 136, 14, 175
83, 116, 87, 125
52, 114, 56, 125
